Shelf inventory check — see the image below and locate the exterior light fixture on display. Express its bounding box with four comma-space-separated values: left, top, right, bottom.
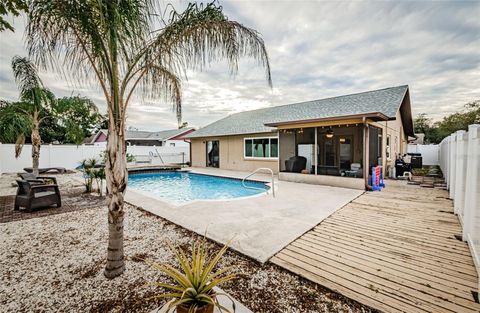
326, 128, 334, 138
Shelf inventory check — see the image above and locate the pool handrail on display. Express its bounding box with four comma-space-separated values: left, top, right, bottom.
149, 148, 165, 164
242, 168, 275, 197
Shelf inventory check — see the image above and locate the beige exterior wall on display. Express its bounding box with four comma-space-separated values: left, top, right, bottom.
190, 112, 410, 178
369, 110, 409, 175
279, 172, 364, 190
190, 133, 279, 173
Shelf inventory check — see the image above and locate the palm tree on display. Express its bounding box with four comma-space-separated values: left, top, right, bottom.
26, 0, 272, 278
0, 56, 55, 176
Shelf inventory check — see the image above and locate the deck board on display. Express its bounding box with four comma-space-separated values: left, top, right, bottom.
271, 182, 480, 313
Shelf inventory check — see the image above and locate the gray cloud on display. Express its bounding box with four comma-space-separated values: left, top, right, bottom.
0, 0, 478, 131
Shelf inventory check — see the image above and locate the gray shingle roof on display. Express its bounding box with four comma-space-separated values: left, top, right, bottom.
119, 128, 193, 140
187, 85, 409, 138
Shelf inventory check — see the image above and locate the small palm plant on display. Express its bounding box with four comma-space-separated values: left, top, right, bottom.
80, 158, 99, 193
92, 167, 106, 196
148, 240, 235, 313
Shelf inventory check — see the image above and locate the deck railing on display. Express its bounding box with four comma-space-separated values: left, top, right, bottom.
439, 124, 480, 279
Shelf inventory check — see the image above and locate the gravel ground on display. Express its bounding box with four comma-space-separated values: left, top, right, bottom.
0, 173, 374, 313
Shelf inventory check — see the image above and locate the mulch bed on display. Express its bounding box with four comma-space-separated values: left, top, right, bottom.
0, 187, 106, 223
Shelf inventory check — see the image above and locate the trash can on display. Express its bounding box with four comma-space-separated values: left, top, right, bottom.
395, 159, 405, 177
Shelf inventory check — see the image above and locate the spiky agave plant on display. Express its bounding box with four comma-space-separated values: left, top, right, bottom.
148, 240, 236, 313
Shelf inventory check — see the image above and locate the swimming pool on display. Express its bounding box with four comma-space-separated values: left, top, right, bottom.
128, 171, 270, 204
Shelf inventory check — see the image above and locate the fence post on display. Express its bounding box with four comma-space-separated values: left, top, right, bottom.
448, 133, 457, 199
463, 124, 480, 241
454, 130, 468, 218
443, 136, 451, 190
445, 137, 450, 189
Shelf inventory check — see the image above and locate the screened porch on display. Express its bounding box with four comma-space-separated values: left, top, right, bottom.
278, 122, 384, 189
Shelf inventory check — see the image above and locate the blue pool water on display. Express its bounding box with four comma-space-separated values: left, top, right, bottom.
128, 171, 269, 204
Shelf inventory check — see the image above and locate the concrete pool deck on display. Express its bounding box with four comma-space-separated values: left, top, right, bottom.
125, 167, 364, 262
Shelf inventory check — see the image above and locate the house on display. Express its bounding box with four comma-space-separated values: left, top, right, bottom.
186, 85, 414, 190
86, 128, 195, 147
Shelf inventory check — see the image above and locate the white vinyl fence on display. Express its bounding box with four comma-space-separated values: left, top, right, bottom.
439, 124, 480, 281
407, 144, 439, 165
0, 143, 189, 174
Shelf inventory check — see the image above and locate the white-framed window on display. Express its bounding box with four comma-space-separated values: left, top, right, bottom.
244, 137, 278, 159
170, 142, 176, 147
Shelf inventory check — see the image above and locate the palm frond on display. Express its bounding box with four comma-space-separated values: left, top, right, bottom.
11, 56, 43, 95
0, 101, 32, 144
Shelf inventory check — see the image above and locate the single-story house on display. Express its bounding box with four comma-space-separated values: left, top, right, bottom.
186, 85, 414, 190
86, 128, 195, 147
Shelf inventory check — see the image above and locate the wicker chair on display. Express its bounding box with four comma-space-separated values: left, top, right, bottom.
14, 180, 62, 212
18, 173, 58, 185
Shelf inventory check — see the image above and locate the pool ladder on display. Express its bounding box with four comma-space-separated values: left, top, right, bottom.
149, 148, 165, 164
242, 168, 275, 197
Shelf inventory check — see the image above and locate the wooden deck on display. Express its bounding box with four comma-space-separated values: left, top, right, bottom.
271, 181, 480, 313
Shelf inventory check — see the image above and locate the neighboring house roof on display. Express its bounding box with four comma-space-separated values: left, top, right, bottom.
89, 129, 108, 143
89, 128, 194, 143
187, 85, 413, 138
83, 134, 96, 144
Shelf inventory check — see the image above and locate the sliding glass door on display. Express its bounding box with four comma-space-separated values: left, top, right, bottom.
206, 140, 219, 168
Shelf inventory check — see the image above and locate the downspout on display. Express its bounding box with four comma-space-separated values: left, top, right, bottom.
363, 117, 371, 191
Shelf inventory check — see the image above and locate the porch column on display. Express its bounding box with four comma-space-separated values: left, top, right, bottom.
277, 130, 281, 173
314, 127, 318, 175
363, 118, 369, 189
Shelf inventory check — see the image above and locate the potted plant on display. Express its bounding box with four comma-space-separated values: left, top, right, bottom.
148, 240, 236, 313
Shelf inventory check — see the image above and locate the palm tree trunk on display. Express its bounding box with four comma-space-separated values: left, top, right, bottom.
104, 126, 127, 278
31, 113, 41, 177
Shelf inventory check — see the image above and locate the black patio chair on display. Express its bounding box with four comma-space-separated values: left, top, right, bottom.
14, 180, 62, 212
285, 156, 307, 173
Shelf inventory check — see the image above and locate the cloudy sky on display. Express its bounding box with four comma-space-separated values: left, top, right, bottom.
0, 1, 479, 131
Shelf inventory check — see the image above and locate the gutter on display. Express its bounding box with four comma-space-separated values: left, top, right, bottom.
264, 112, 389, 127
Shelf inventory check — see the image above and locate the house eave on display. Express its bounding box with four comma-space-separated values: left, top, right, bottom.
264, 112, 390, 128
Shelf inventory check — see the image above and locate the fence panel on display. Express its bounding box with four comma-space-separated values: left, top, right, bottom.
0, 143, 190, 174
448, 133, 457, 199
407, 144, 439, 165
454, 131, 468, 218
439, 124, 480, 288
463, 125, 480, 268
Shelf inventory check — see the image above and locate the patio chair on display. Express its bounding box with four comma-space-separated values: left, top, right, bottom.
18, 172, 58, 185
285, 156, 307, 173
14, 180, 62, 212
